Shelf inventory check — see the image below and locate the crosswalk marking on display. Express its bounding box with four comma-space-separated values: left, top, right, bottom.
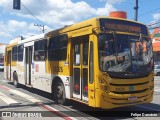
154, 86, 160, 92
154, 88, 160, 92
9, 89, 42, 103
0, 86, 77, 120
0, 91, 19, 105
0, 79, 11, 83
0, 85, 41, 103
37, 103, 77, 120
154, 77, 160, 81
0, 85, 10, 90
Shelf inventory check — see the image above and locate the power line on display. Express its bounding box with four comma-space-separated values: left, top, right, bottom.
148, 20, 160, 30
131, 7, 160, 20
138, 7, 160, 18
21, 2, 91, 29
20, 2, 46, 33
139, 0, 151, 3
20, 2, 44, 25
20, 1, 160, 31
34, 24, 45, 33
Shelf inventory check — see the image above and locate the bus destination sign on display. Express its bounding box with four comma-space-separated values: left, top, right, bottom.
105, 23, 141, 33
99, 18, 148, 36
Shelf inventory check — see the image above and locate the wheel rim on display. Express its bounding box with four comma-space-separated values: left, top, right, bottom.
56, 86, 63, 99
54, 82, 66, 104
14, 80, 17, 86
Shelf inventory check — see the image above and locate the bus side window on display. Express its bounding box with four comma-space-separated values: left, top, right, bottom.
83, 37, 89, 65
18, 45, 24, 61
34, 39, 47, 61
12, 46, 17, 61
48, 34, 68, 61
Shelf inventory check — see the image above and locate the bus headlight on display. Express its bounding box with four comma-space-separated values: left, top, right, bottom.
98, 78, 110, 92
102, 86, 108, 91
99, 79, 103, 83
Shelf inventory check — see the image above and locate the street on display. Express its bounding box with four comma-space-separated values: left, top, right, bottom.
0, 71, 160, 120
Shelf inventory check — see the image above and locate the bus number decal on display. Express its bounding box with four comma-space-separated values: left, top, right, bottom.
116, 87, 125, 92
53, 66, 63, 72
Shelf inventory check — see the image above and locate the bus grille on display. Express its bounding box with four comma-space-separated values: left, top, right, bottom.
112, 88, 148, 94
110, 81, 149, 86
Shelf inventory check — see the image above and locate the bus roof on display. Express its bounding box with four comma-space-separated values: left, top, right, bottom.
6, 16, 148, 47
6, 42, 18, 48
18, 33, 46, 44
46, 16, 147, 37
6, 34, 46, 47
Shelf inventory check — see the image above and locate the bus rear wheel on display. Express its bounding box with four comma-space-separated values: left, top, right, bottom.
13, 73, 19, 88
53, 82, 66, 104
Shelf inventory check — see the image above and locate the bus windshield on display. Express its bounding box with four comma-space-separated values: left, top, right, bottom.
98, 33, 153, 78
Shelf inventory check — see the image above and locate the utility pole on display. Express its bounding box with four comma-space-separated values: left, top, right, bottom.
134, 0, 139, 21
34, 24, 45, 33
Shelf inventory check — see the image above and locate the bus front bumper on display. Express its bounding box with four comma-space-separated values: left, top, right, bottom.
95, 88, 154, 109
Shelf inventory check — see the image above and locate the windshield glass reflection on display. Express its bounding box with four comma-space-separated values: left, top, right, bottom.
98, 33, 153, 78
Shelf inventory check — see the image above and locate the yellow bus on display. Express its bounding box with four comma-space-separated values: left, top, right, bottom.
4, 14, 154, 109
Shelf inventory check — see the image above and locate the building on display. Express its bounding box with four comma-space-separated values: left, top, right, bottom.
0, 43, 6, 58
151, 28, 160, 64
0, 43, 6, 70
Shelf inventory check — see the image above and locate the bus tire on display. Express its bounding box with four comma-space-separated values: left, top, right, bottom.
53, 81, 66, 104
13, 73, 19, 88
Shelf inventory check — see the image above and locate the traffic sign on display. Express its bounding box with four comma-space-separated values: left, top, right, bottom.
13, 0, 21, 10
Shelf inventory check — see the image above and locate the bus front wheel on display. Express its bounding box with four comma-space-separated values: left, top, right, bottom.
53, 81, 66, 104
13, 73, 19, 88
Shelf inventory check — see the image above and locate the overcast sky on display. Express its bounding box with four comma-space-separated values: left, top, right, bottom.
0, 0, 160, 44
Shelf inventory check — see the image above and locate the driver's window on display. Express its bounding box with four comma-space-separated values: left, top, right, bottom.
98, 34, 115, 56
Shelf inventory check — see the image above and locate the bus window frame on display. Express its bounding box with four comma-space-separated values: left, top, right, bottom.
17, 44, 24, 62
12, 46, 18, 61
34, 39, 47, 61
48, 34, 68, 61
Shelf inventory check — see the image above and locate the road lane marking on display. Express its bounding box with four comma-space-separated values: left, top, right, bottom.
154, 88, 160, 92
9, 89, 42, 103
37, 102, 77, 120
0, 79, 10, 83
154, 77, 160, 80
135, 105, 160, 111
0, 85, 41, 103
0, 91, 19, 105
154, 86, 160, 92
0, 85, 11, 91
0, 85, 77, 120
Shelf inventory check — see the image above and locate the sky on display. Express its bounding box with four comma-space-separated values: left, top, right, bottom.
0, 0, 160, 44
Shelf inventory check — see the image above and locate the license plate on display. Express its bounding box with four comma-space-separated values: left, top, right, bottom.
128, 96, 137, 101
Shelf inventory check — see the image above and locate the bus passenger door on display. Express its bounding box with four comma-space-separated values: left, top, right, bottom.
25, 46, 32, 85
6, 51, 11, 80
72, 36, 89, 102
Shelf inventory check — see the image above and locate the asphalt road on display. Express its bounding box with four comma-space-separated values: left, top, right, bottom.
0, 71, 160, 120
